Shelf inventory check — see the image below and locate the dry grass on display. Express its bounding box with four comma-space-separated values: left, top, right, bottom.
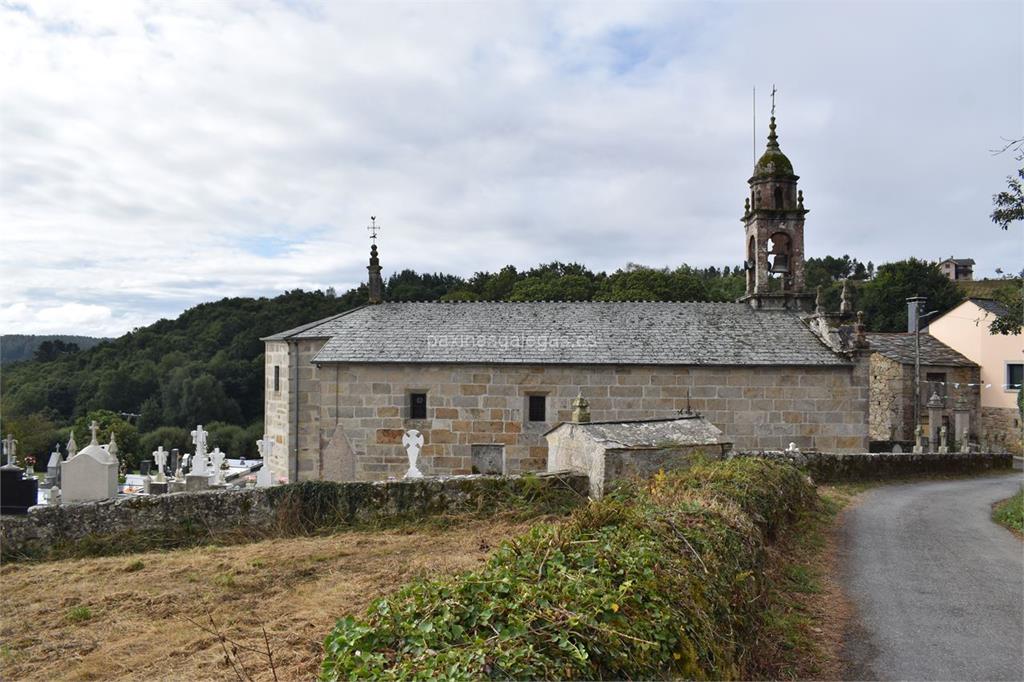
0, 517, 541, 681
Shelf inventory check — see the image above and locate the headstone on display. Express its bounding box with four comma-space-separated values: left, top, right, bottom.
2, 433, 18, 467
170, 448, 181, 479
210, 447, 226, 485
471, 444, 504, 475
190, 425, 209, 476
185, 472, 209, 492
66, 432, 78, 459
0, 454, 37, 515
149, 480, 169, 495
891, 443, 903, 454
45, 444, 62, 488
256, 435, 274, 488
60, 422, 119, 504
139, 460, 152, 476
912, 425, 924, 454
402, 429, 424, 479
153, 446, 169, 483
48, 487, 61, 506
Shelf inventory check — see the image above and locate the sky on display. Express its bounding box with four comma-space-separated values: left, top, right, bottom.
1, 0, 1021, 337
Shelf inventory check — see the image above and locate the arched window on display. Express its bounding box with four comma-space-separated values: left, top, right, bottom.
773, 187, 784, 209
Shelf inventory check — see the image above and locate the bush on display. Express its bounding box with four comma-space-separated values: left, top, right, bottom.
138, 427, 191, 464
321, 458, 816, 680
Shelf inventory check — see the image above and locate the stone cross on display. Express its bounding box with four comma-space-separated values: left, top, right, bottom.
66, 432, 78, 458
88, 420, 100, 445
256, 435, 274, 487
912, 425, 924, 454
402, 429, 424, 479
210, 447, 226, 484
107, 432, 119, 462
153, 446, 168, 482
191, 425, 209, 456
173, 448, 184, 479
2, 433, 16, 467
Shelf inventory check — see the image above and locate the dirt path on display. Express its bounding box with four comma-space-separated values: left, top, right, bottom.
0, 518, 539, 681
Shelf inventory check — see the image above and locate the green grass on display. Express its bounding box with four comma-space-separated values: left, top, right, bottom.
993, 489, 1024, 534
66, 606, 93, 623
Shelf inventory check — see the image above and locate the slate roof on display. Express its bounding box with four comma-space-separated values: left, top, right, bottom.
969, 298, 1010, 318
266, 301, 850, 366
866, 333, 977, 367
547, 416, 726, 449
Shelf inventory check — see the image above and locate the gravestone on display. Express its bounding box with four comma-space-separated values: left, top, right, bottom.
186, 425, 210, 490
471, 444, 504, 475
210, 447, 226, 486
170, 448, 181, 479
1, 436, 37, 515
891, 443, 903, 454
139, 460, 152, 476
402, 430, 424, 478
61, 421, 119, 504
45, 444, 62, 488
255, 435, 274, 488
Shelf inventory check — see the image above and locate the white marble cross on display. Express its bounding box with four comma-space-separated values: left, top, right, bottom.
210, 447, 226, 484
153, 446, 168, 482
256, 435, 274, 487
2, 433, 16, 467
88, 420, 100, 445
402, 429, 424, 479
191, 425, 209, 456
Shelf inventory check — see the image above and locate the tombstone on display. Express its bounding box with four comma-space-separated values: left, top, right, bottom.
45, 444, 62, 488
1, 438, 37, 515
255, 435, 274, 488
66, 432, 78, 459
139, 460, 152, 476
61, 421, 119, 504
891, 443, 903, 454
937, 425, 949, 454
189, 425, 209, 476
912, 425, 924, 454
471, 444, 504, 475
210, 447, 226, 486
402, 429, 424, 479
926, 392, 944, 454
152, 446, 169, 483
170, 448, 181, 479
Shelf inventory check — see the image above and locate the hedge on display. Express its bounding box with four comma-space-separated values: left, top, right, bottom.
320, 458, 817, 680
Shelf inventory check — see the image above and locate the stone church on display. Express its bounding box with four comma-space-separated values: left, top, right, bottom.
263, 115, 870, 483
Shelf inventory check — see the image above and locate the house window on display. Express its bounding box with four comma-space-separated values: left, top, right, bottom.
925, 372, 947, 400
273, 366, 280, 392
1007, 364, 1023, 391
528, 395, 547, 422
410, 392, 427, 419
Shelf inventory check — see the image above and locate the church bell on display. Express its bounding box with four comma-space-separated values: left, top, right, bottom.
769, 253, 790, 274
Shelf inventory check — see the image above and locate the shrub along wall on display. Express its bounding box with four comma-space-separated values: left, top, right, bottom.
320, 458, 817, 681
0, 472, 589, 561
745, 450, 1013, 482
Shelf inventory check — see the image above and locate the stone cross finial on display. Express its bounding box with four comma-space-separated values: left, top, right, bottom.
3, 433, 17, 467
571, 391, 591, 423
88, 420, 100, 445
107, 432, 118, 458
67, 432, 78, 458
402, 429, 424, 479
153, 446, 168, 482
839, 280, 851, 315
814, 286, 824, 315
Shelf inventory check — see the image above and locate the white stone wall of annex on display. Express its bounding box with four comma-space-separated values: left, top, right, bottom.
285, 358, 869, 482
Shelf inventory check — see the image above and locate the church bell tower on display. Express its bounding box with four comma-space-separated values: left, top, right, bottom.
739, 106, 813, 312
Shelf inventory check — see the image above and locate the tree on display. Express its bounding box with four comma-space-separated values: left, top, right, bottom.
597, 266, 707, 302
988, 281, 1023, 335
991, 137, 1023, 230
857, 259, 964, 332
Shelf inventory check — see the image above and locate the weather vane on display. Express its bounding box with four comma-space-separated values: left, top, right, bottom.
770, 84, 777, 117
367, 215, 380, 244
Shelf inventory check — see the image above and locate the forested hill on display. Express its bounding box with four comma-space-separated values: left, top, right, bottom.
0, 257, 984, 463
1, 335, 109, 365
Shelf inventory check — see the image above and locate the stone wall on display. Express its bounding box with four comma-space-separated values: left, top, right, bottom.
270, 359, 870, 482
746, 450, 1013, 482
981, 406, 1023, 454
867, 353, 981, 445
264, 340, 293, 479
0, 472, 589, 561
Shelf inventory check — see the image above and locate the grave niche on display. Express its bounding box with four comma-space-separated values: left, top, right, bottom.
471, 444, 505, 475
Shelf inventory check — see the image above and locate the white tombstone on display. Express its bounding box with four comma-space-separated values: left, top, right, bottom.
210, 447, 226, 485
402, 429, 424, 479
255, 435, 274, 488
3, 433, 17, 467
190, 425, 209, 476
61, 421, 118, 504
152, 446, 169, 483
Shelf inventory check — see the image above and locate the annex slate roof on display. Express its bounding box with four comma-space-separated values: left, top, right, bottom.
865, 333, 977, 367
969, 298, 1010, 318
266, 301, 850, 366
547, 416, 726, 449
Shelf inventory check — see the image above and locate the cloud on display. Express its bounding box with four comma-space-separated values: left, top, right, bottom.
1, 0, 1020, 337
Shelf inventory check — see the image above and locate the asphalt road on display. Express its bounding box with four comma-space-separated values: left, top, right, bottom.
839, 474, 1024, 681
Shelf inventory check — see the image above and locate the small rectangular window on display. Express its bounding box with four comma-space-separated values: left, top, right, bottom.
528, 395, 546, 422
273, 366, 280, 392
410, 392, 427, 419
1007, 364, 1023, 390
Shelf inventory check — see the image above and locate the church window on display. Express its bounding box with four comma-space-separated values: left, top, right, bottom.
273, 366, 280, 392
528, 395, 547, 422
410, 392, 427, 419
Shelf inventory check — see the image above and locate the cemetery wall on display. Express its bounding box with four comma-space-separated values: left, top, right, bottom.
279, 361, 869, 483
981, 407, 1023, 454
0, 471, 589, 561
743, 450, 1013, 482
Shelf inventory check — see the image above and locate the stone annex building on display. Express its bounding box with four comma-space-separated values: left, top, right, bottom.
263, 116, 872, 483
